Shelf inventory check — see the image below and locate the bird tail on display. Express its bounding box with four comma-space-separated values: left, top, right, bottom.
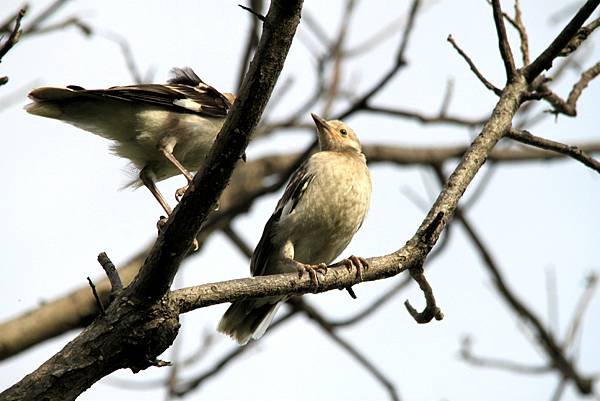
24, 87, 81, 118
217, 299, 282, 345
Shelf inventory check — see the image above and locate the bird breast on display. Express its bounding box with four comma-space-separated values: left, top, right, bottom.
276, 151, 371, 265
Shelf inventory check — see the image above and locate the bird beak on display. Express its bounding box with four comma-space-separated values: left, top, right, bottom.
311, 113, 330, 132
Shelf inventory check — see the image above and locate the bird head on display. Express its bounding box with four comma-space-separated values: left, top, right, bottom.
311, 113, 362, 153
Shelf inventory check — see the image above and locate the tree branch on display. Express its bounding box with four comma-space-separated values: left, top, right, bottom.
447, 34, 502, 96
491, 0, 517, 81
523, 0, 600, 82
506, 128, 600, 173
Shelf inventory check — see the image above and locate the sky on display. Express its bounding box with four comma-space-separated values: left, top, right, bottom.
1, 1, 599, 400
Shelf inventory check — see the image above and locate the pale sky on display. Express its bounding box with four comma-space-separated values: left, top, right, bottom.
1, 1, 599, 400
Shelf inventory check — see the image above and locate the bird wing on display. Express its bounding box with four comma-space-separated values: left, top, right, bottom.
29, 67, 232, 118
250, 160, 315, 277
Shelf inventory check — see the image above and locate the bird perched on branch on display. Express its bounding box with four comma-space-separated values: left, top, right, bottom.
25, 67, 235, 216
218, 113, 372, 345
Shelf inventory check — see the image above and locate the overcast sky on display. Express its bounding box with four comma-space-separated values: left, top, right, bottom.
1, 1, 599, 400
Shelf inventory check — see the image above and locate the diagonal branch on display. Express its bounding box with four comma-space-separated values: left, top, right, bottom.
447, 34, 502, 96
523, 0, 600, 82
491, 0, 517, 81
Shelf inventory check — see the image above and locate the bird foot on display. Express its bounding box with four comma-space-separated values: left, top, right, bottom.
156, 215, 198, 251
297, 262, 328, 289
156, 215, 168, 232
341, 255, 369, 281
175, 185, 188, 202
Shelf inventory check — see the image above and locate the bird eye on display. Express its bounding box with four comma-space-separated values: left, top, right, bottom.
340, 128, 348, 136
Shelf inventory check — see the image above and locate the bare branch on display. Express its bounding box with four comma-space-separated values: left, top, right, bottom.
97, 252, 123, 292
22, 0, 71, 34
365, 102, 486, 127
506, 128, 600, 173
0, 8, 25, 86
455, 208, 594, 394
491, 0, 517, 81
86, 277, 105, 316
513, 0, 530, 65
558, 17, 600, 58
447, 34, 502, 96
404, 264, 444, 323
523, 0, 600, 82
337, 0, 421, 119
537, 60, 600, 116
460, 336, 552, 374
563, 273, 598, 348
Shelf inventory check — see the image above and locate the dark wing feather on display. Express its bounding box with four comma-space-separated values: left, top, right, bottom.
65, 67, 231, 118
167, 67, 205, 86
250, 161, 315, 277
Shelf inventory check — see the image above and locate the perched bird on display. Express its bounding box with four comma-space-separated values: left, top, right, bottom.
25, 67, 235, 216
218, 113, 372, 345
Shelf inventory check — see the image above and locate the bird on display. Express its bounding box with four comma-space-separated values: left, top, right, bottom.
218, 113, 372, 345
25, 67, 235, 217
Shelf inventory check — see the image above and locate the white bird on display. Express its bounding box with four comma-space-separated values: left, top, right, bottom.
25, 67, 235, 216
218, 113, 372, 345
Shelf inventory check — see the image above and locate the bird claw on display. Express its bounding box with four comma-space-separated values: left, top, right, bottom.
175, 185, 188, 202
342, 255, 369, 282
156, 215, 168, 232
297, 262, 328, 289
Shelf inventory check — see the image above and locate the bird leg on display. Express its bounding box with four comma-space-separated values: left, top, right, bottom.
282, 257, 328, 289
140, 167, 173, 216
157, 140, 194, 202
140, 166, 198, 252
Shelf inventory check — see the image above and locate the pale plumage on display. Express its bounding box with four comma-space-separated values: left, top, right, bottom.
25, 67, 235, 215
218, 113, 372, 345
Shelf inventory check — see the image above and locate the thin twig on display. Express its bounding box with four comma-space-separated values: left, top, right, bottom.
563, 273, 598, 349
86, 277, 105, 316
22, 0, 70, 34
491, 0, 517, 81
238, 4, 265, 22
337, 0, 421, 119
513, 0, 530, 65
460, 336, 552, 374
0, 8, 25, 65
506, 128, 600, 174
447, 35, 502, 96
365, 103, 486, 127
